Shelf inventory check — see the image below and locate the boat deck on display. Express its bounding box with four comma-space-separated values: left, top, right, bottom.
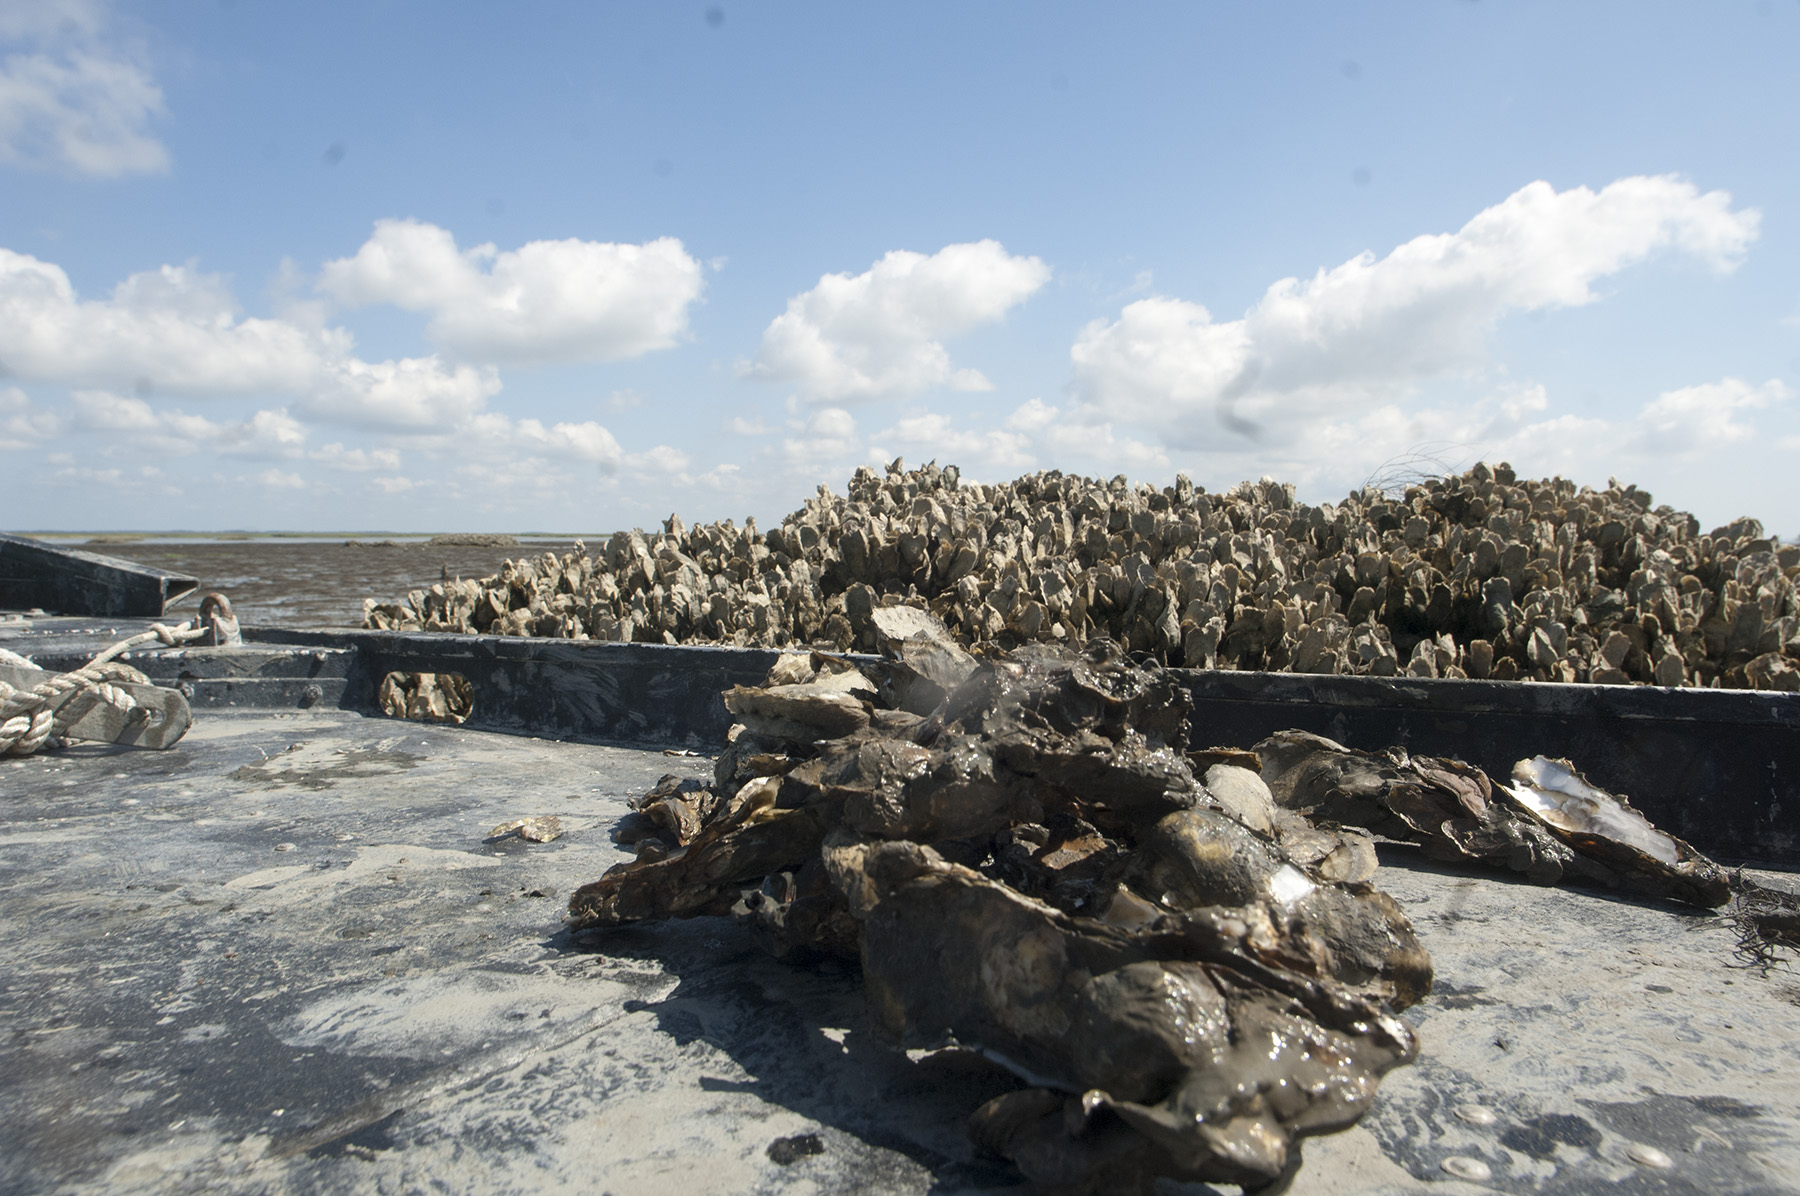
3, 707, 1797, 1195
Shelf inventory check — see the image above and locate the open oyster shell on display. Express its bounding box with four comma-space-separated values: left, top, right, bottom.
1504, 756, 1729, 907
1254, 730, 1730, 908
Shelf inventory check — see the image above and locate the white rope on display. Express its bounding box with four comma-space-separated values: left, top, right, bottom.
0, 620, 205, 756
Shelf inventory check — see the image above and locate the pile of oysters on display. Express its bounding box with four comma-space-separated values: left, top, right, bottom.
570, 612, 1728, 1191
365, 458, 1798, 691
374, 669, 472, 724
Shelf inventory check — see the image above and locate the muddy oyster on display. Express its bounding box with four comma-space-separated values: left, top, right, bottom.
858, 841, 1418, 1193
1257, 730, 1579, 884
570, 631, 1430, 1190
1255, 731, 1729, 907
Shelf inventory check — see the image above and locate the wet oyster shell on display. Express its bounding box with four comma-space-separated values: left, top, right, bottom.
569, 776, 828, 926
856, 841, 1418, 1192
1257, 730, 1580, 884
571, 643, 1436, 1191
722, 681, 871, 739
1503, 756, 1730, 907
1255, 731, 1730, 907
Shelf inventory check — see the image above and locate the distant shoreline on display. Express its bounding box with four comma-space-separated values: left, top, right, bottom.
13, 531, 611, 546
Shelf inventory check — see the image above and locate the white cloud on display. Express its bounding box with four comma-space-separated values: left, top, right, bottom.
0, 385, 62, 448
347, 407, 701, 526
53, 464, 121, 487
248, 468, 305, 490
982, 397, 1172, 473
626, 444, 692, 477
1210, 387, 1597, 492
0, 0, 169, 178
318, 219, 705, 366
297, 356, 499, 430
1184, 376, 1792, 499
435, 412, 700, 483
227, 407, 308, 457
0, 248, 502, 431
51, 461, 178, 495
878, 411, 1036, 474
1071, 176, 1761, 446
782, 407, 860, 462
444, 456, 580, 504
435, 439, 688, 506
698, 462, 741, 490
310, 442, 401, 472
1004, 397, 1059, 433
70, 388, 205, 437
67, 390, 311, 458
0, 2, 104, 38
494, 415, 624, 468
745, 240, 1050, 402
1040, 418, 1170, 472
2, 252, 328, 393
1103, 269, 1157, 305
1629, 377, 1788, 455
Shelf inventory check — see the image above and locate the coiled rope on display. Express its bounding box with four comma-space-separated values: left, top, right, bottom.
0, 620, 208, 756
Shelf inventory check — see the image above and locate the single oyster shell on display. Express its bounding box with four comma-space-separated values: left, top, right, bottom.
722, 681, 871, 739
1256, 730, 1577, 885
1504, 756, 1729, 907
488, 815, 563, 843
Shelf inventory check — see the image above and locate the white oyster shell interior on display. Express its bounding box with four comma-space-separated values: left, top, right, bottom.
1505, 756, 1679, 866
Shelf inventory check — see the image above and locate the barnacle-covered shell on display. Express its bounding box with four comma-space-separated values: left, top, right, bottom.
365, 458, 1798, 692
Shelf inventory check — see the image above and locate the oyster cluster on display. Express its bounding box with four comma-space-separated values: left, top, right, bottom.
1257, 733, 1729, 908
365, 459, 1798, 691
375, 669, 472, 724
570, 616, 1729, 1190
575, 617, 1430, 1191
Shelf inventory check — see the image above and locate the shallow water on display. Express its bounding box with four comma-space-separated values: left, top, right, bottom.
86, 539, 589, 628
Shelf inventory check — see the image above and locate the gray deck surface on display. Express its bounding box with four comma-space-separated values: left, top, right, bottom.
2, 710, 1797, 1195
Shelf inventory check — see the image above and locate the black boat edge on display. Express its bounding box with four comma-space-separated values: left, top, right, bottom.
0, 532, 199, 617
5, 610, 1793, 868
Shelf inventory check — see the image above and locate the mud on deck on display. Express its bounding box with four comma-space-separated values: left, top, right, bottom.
1, 709, 1797, 1196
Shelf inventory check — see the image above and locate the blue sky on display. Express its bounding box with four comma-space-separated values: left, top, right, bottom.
2, 1, 1796, 532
